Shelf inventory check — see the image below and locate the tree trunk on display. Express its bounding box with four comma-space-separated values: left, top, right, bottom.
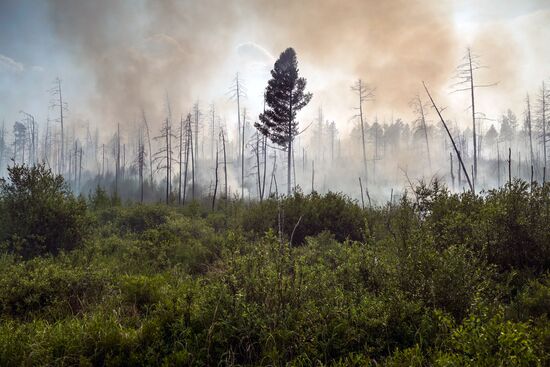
468, 49, 478, 180
212, 141, 219, 210
423, 82, 473, 192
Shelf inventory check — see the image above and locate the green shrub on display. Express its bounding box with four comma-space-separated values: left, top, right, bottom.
436, 310, 546, 366
0, 163, 88, 258
241, 191, 365, 245
0, 256, 109, 320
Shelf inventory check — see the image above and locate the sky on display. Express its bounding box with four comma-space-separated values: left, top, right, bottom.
1, 0, 550, 140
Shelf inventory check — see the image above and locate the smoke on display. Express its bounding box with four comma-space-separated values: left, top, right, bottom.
44, 0, 550, 141
44, 0, 462, 129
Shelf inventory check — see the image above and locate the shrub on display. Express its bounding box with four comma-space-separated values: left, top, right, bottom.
241, 191, 365, 245
0, 256, 109, 320
0, 163, 88, 258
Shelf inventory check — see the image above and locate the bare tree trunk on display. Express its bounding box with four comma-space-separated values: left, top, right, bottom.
190, 116, 195, 201
178, 116, 183, 204
468, 49, 478, 180
183, 116, 191, 205
164, 119, 170, 204
311, 160, 315, 193
241, 108, 246, 199
418, 95, 432, 170
542, 82, 547, 170
450, 152, 455, 190
221, 129, 228, 204
508, 148, 512, 185
77, 146, 82, 191
58, 78, 65, 174
423, 82, 473, 192
193, 102, 200, 178
359, 177, 365, 210
101, 144, 105, 183
116, 124, 120, 197
526, 94, 534, 170
357, 80, 368, 182
212, 141, 218, 211
138, 134, 144, 203
262, 135, 267, 201
288, 92, 293, 196
497, 142, 501, 187
255, 133, 262, 201
141, 110, 154, 186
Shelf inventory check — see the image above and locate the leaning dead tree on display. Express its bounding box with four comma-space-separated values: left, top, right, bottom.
351, 79, 375, 183
423, 81, 473, 192
451, 48, 496, 180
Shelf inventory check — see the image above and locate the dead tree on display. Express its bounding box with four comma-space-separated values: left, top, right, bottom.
423, 81, 473, 192
220, 129, 228, 203
183, 115, 192, 205
78, 146, 83, 191
525, 94, 534, 170
0, 122, 5, 173
311, 160, 315, 193
351, 79, 375, 183
450, 152, 455, 189
141, 109, 154, 186
189, 114, 195, 201
508, 148, 512, 185
13, 121, 27, 164
20, 111, 36, 165
178, 115, 184, 204
328, 121, 337, 162
497, 141, 501, 187
153, 118, 174, 204
358, 177, 365, 209
115, 124, 121, 196
49, 77, 68, 175
212, 140, 219, 210
192, 101, 201, 171
209, 103, 216, 160
228, 73, 246, 161
137, 132, 145, 202
410, 95, 432, 170
241, 108, 247, 199
451, 48, 496, 180
537, 81, 549, 171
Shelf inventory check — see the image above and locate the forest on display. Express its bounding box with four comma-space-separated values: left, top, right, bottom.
1, 0, 550, 365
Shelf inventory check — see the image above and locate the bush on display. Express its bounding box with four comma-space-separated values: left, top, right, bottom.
241, 191, 365, 245
0, 256, 109, 320
0, 163, 88, 258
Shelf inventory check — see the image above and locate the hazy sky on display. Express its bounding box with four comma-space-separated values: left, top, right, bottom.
1, 0, 549, 139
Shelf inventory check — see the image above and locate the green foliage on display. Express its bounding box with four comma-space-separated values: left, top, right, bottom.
0, 255, 109, 320
241, 190, 365, 245
0, 177, 549, 365
436, 310, 547, 366
0, 163, 88, 258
